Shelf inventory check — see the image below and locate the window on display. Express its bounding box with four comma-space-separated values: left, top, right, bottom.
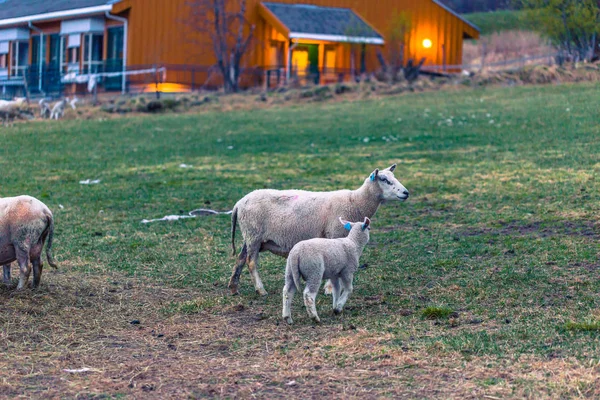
107, 26, 124, 61
10, 41, 29, 77
49, 34, 60, 66
324, 45, 336, 75
61, 34, 81, 73
292, 47, 309, 76
82, 33, 103, 74
0, 42, 8, 77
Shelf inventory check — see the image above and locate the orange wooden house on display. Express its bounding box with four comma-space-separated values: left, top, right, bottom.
0, 0, 478, 95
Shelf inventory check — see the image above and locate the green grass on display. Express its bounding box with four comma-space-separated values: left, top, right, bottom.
465, 10, 528, 35
2, 82, 600, 364
563, 321, 600, 333
421, 306, 455, 320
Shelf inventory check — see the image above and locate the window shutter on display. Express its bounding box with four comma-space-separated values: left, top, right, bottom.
68, 34, 81, 48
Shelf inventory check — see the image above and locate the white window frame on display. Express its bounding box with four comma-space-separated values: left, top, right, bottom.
82, 33, 103, 74
10, 40, 29, 78
61, 34, 81, 74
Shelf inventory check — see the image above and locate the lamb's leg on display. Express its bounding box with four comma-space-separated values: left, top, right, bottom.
323, 279, 334, 295
303, 280, 320, 323
247, 248, 267, 296
330, 278, 342, 314
15, 247, 31, 290
282, 271, 296, 324
335, 273, 354, 313
3, 264, 11, 285
228, 243, 247, 295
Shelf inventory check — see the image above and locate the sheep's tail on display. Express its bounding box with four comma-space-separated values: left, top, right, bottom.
231, 207, 238, 256
290, 255, 302, 292
45, 214, 58, 269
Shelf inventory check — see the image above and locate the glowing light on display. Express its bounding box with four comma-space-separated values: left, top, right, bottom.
140, 83, 191, 93
422, 38, 432, 49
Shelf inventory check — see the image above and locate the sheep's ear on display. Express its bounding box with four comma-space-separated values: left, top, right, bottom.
387, 164, 397, 172
369, 169, 379, 182
339, 217, 352, 231
362, 217, 371, 231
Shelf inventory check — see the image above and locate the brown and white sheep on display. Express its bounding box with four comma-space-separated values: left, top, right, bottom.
1, 196, 58, 289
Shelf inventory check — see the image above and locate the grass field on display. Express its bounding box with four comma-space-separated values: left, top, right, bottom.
464, 10, 528, 35
1, 82, 600, 398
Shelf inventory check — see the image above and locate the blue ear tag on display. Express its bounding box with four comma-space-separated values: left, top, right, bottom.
369, 173, 375, 181
344, 222, 352, 231
361, 224, 367, 231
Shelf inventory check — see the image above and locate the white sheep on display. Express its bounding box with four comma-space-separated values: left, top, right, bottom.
229, 164, 408, 296
39, 98, 51, 119
1, 196, 58, 289
283, 217, 371, 324
50, 97, 71, 120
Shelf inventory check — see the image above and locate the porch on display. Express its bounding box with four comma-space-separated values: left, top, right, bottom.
0, 19, 126, 99
258, 2, 384, 87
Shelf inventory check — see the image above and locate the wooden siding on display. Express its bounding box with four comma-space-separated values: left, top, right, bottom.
114, 0, 477, 73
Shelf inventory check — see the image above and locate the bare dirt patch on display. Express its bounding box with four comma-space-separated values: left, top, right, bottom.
1, 270, 599, 399
457, 219, 599, 240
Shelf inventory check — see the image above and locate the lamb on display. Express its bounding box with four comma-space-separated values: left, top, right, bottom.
282, 217, 371, 324
1, 196, 58, 289
229, 164, 408, 296
39, 98, 51, 119
50, 97, 70, 120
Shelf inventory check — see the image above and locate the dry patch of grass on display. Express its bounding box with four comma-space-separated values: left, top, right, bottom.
463, 30, 554, 70
1, 270, 599, 398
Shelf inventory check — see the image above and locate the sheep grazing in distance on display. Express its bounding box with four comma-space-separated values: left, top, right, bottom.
229, 164, 409, 296
39, 98, 51, 119
50, 97, 71, 120
283, 217, 371, 324
1, 196, 58, 289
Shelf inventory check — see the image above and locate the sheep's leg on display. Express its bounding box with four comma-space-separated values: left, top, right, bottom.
282, 272, 296, 324
32, 258, 43, 289
247, 249, 267, 296
323, 279, 334, 295
228, 243, 247, 295
3, 264, 11, 285
330, 278, 342, 314
303, 280, 320, 323
30, 241, 45, 289
336, 274, 354, 313
15, 247, 31, 290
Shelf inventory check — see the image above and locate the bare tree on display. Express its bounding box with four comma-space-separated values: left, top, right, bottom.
185, 0, 255, 92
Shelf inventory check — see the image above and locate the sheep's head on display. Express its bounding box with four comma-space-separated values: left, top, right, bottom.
339, 217, 371, 236
369, 164, 409, 202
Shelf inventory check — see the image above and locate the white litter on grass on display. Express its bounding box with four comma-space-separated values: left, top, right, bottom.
179, 163, 193, 168
63, 368, 96, 374
59, 204, 64, 209
141, 208, 232, 224
141, 215, 196, 224
362, 137, 370, 143
285, 380, 297, 386
227, 146, 234, 150
79, 179, 101, 185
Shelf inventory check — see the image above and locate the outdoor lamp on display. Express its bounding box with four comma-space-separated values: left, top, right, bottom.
422, 38, 432, 48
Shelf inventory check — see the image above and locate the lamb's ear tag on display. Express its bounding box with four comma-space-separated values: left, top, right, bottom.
344, 222, 352, 231
369, 173, 376, 181
361, 223, 367, 231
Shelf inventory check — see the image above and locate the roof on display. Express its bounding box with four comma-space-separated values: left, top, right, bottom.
0, 0, 117, 22
432, 0, 480, 37
261, 2, 384, 44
